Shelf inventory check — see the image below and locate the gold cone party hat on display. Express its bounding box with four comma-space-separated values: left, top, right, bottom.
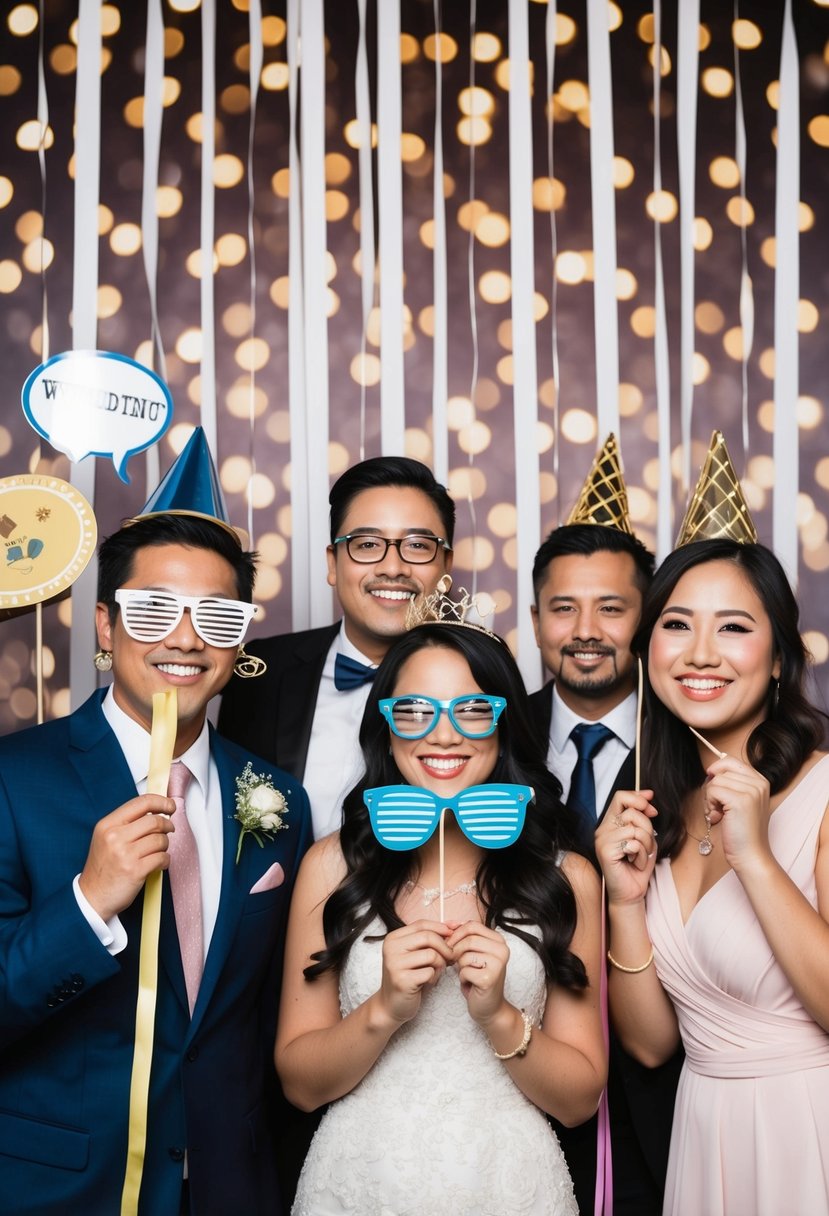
675, 430, 757, 547
566, 433, 633, 534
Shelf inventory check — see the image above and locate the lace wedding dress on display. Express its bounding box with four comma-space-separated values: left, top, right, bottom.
293, 917, 578, 1215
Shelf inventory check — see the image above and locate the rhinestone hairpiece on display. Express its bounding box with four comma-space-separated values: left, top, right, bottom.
405, 586, 505, 645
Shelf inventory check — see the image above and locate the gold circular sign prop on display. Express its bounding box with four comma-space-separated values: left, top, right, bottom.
0, 474, 97, 610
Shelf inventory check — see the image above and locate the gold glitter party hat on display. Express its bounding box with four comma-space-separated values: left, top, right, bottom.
675, 430, 757, 547
566, 433, 633, 534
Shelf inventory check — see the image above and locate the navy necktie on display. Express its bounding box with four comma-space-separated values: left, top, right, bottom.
566, 723, 614, 837
334, 652, 376, 691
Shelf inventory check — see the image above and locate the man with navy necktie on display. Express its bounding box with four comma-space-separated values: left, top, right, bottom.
0, 429, 312, 1214
219, 457, 454, 840
528, 435, 680, 1216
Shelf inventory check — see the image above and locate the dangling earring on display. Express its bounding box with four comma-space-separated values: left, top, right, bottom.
234, 645, 267, 678
436, 574, 453, 595
772, 677, 780, 712
94, 650, 113, 672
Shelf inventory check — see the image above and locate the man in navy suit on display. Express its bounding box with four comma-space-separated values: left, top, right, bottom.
529, 522, 681, 1216
0, 507, 311, 1215
219, 456, 455, 840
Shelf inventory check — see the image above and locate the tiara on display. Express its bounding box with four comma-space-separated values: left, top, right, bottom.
405, 584, 506, 645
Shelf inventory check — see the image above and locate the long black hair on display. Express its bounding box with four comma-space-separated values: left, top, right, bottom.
305, 623, 590, 991
636, 540, 826, 858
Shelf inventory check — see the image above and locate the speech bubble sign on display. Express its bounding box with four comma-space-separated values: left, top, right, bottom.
22, 350, 174, 484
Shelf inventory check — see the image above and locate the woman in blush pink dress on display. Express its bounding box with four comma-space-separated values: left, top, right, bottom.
595, 539, 829, 1216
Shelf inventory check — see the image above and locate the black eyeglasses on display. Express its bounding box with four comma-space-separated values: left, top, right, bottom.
332, 533, 451, 564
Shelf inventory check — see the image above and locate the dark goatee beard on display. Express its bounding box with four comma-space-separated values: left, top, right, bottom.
557, 653, 626, 700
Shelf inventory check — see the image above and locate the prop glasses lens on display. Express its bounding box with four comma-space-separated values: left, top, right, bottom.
364, 784, 533, 850
114, 589, 257, 647
379, 694, 506, 740
333, 533, 451, 564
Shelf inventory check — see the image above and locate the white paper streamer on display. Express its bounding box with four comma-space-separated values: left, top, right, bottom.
544, 0, 561, 520
652, 1, 672, 561
287, 0, 310, 627
244, 0, 263, 545
355, 0, 375, 461
773, 0, 799, 581
301, 0, 331, 625
732, 2, 753, 464
463, 0, 480, 593
377, 0, 405, 454
141, 0, 165, 497
431, 0, 448, 484
508, 0, 541, 690
36, 0, 50, 365
69, 0, 102, 710
677, 0, 699, 495
199, 0, 217, 455
586, 0, 619, 442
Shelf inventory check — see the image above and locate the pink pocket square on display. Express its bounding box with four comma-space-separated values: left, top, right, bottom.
249, 862, 285, 894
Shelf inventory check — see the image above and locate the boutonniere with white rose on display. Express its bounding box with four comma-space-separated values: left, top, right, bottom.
234, 763, 289, 863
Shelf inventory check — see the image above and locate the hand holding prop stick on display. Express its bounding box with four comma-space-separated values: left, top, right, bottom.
121, 690, 178, 1216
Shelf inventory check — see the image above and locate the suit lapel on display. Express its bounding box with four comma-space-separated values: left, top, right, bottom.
598, 747, 638, 823
68, 691, 137, 812
528, 682, 553, 750
274, 623, 339, 778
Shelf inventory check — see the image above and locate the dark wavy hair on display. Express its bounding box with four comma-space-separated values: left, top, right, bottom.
305, 623, 590, 991
636, 540, 826, 858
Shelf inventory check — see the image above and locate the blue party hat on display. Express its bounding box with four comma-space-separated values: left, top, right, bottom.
127, 427, 244, 545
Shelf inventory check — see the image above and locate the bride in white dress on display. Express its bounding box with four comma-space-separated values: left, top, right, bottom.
276, 620, 607, 1215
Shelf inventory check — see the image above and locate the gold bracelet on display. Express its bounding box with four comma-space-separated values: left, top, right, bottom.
492, 1009, 533, 1060
607, 947, 654, 974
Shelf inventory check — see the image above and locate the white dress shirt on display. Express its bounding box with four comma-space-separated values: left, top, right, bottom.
302, 622, 373, 840
75, 689, 224, 956
547, 685, 638, 819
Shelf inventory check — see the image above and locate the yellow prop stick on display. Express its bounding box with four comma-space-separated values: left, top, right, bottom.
120, 690, 178, 1216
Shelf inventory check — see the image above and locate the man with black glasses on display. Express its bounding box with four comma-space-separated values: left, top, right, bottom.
219, 457, 455, 841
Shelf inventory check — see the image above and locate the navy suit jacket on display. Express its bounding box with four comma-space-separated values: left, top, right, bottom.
528, 681, 682, 1216
218, 624, 340, 780
0, 691, 312, 1216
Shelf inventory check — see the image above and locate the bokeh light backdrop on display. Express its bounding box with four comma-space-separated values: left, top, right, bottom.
1, 0, 827, 733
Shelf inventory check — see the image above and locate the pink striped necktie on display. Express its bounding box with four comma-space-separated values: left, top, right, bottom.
166, 761, 203, 1014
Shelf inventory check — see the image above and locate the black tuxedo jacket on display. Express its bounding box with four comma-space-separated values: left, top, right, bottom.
218, 623, 340, 779
527, 680, 682, 1216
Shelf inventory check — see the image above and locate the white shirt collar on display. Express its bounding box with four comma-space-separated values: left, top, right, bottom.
101, 686, 212, 800
322, 619, 378, 677
551, 684, 638, 751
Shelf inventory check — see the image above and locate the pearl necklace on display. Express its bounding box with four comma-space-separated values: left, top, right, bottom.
405, 879, 477, 908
